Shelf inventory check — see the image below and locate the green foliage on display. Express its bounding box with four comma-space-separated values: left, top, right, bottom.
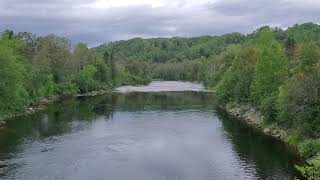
286, 23, 320, 45
41, 74, 56, 97
277, 44, 320, 137
287, 132, 301, 145
298, 139, 320, 159
216, 46, 258, 103
75, 65, 99, 92
297, 139, 320, 179
251, 30, 289, 120
296, 155, 320, 180
72, 43, 93, 73
0, 30, 149, 118
251, 30, 289, 102
94, 59, 110, 83
94, 33, 245, 64
55, 81, 79, 96
205, 45, 242, 86
104, 50, 117, 85
0, 32, 29, 116
296, 43, 320, 71
259, 94, 278, 120
152, 60, 204, 81
115, 64, 151, 86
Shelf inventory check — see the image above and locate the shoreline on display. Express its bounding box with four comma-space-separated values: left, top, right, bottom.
0, 90, 112, 125
221, 102, 306, 178
221, 102, 297, 148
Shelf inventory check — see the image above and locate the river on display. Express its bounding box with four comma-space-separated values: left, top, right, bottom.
0, 81, 300, 179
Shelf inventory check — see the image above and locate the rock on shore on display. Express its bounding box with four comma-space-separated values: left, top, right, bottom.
224, 103, 288, 142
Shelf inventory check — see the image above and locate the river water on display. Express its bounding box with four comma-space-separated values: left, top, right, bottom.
0, 81, 300, 179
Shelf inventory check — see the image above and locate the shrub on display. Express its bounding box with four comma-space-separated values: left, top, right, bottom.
298, 139, 320, 159
55, 82, 79, 96
75, 65, 99, 92
296, 155, 320, 179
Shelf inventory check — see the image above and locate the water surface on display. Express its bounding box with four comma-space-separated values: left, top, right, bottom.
115, 81, 207, 92
0, 81, 300, 180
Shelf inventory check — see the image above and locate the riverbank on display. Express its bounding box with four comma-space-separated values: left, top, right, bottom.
222, 102, 291, 144
222, 102, 320, 179
0, 90, 112, 125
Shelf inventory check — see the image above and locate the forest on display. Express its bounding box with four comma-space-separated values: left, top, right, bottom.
0, 30, 150, 118
1, 23, 320, 178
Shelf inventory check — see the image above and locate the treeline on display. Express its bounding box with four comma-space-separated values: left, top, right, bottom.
95, 23, 320, 178
94, 33, 245, 86
0, 30, 150, 119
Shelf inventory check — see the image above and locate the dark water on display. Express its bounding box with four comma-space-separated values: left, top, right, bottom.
0, 87, 300, 179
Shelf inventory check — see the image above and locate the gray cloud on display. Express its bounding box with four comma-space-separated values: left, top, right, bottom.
1, 0, 320, 47
211, 0, 320, 29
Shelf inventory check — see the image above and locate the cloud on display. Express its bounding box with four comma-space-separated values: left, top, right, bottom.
0, 0, 319, 47
211, 0, 320, 29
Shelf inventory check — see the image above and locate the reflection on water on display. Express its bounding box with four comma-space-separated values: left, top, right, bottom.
0, 91, 300, 180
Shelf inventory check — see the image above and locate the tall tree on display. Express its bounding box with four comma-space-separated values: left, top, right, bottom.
285, 36, 296, 62
0, 31, 29, 115
277, 43, 320, 136
216, 46, 258, 103
251, 30, 289, 119
72, 43, 93, 73
104, 49, 116, 86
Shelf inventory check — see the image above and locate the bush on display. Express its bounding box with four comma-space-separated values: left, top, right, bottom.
296, 155, 320, 179
41, 74, 56, 97
75, 65, 99, 92
55, 82, 79, 96
260, 94, 278, 121
298, 139, 320, 159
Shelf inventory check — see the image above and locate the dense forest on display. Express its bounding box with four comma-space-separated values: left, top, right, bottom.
0, 30, 150, 119
1, 23, 320, 178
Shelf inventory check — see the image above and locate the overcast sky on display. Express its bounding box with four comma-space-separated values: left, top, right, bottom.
1, 0, 319, 47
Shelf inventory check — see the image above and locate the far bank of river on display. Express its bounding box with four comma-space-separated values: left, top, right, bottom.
0, 90, 112, 124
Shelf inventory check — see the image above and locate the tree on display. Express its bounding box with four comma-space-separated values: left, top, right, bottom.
297, 43, 320, 71
0, 32, 29, 115
25, 35, 72, 99
277, 44, 320, 137
216, 46, 258, 103
75, 65, 98, 92
104, 49, 116, 86
251, 30, 289, 120
94, 59, 110, 83
285, 36, 296, 62
72, 43, 93, 73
